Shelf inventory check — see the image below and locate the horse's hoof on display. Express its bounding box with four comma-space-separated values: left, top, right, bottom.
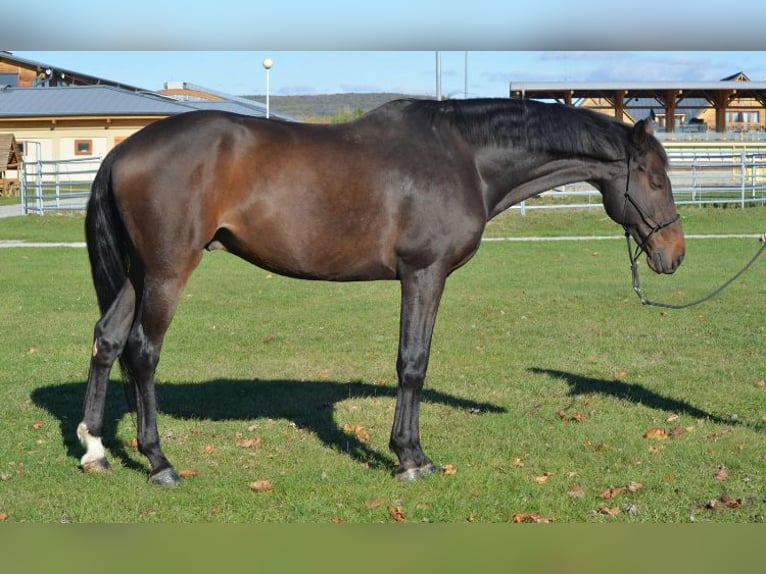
395, 462, 437, 482
149, 467, 181, 487
80, 457, 111, 474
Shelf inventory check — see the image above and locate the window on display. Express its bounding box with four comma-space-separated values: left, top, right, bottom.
74, 139, 92, 156
16, 141, 25, 156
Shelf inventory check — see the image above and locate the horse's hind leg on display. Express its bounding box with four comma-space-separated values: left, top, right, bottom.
122, 271, 197, 486
78, 281, 137, 473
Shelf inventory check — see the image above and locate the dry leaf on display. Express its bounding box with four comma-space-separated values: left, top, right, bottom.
558, 410, 585, 422
249, 479, 273, 492
644, 428, 668, 440
513, 457, 524, 467
628, 481, 642, 493
331, 516, 344, 524
705, 493, 743, 510
666, 413, 679, 422
389, 506, 406, 522
179, 469, 199, 478
614, 370, 628, 380
318, 369, 331, 379
599, 486, 627, 500
755, 379, 765, 388
0, 510, 8, 521
342, 424, 371, 442
670, 426, 686, 438
365, 498, 385, 510
442, 463, 457, 475
203, 444, 217, 454
715, 465, 729, 481
567, 484, 586, 498
720, 493, 742, 508
261, 334, 274, 343
534, 471, 554, 484
467, 512, 476, 522
597, 505, 621, 516
235, 437, 262, 448
32, 421, 43, 430
512, 513, 553, 523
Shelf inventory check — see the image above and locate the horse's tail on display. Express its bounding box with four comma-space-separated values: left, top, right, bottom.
84, 149, 131, 316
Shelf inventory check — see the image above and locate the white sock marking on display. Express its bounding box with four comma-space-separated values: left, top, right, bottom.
77, 422, 106, 466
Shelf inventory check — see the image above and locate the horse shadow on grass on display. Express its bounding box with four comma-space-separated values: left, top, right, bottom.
529, 367, 759, 430
31, 378, 506, 478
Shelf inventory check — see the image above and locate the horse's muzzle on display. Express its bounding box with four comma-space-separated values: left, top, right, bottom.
646, 226, 686, 274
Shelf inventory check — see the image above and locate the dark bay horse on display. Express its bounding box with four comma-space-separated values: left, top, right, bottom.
79, 98, 685, 485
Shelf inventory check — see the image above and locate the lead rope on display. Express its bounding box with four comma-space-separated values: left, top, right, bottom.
627, 232, 766, 310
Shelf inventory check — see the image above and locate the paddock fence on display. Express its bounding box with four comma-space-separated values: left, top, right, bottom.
20, 156, 101, 215
18, 149, 766, 215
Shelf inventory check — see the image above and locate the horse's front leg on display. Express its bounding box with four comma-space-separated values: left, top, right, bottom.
390, 265, 447, 481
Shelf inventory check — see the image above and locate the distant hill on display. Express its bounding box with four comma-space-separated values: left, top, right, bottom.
244, 93, 432, 121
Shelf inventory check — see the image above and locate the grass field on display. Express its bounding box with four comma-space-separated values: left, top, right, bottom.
1, 207, 765, 523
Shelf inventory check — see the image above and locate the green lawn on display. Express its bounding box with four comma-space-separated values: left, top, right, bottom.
0, 207, 764, 522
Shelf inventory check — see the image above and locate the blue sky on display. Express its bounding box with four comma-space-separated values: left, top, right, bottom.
10, 51, 766, 99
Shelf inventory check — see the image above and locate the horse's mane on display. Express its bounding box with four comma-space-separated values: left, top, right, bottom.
392, 98, 664, 164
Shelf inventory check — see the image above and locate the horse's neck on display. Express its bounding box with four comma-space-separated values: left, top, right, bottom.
476, 146, 619, 220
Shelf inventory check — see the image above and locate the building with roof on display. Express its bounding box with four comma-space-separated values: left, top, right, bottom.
509, 72, 766, 136
0, 52, 291, 178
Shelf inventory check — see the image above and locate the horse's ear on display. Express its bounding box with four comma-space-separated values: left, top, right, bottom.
631, 119, 653, 150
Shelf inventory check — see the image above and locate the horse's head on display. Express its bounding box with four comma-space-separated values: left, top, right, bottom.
600, 120, 685, 274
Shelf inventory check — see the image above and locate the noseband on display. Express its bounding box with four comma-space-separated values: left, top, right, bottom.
620, 157, 680, 264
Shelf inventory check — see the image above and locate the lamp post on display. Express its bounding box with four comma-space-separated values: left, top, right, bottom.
262, 57, 273, 119
435, 51, 442, 101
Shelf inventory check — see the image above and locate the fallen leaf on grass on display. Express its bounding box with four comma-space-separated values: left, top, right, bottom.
179, 469, 199, 478
235, 437, 262, 448
31, 421, 43, 430
203, 444, 217, 454
0, 510, 8, 521
704, 493, 743, 510
644, 428, 668, 440
534, 471, 555, 484
260, 334, 274, 343
715, 465, 729, 481
331, 516, 344, 524
599, 482, 642, 499
512, 513, 554, 523
442, 463, 457, 475
389, 506, 406, 522
342, 424, 371, 442
249, 479, 273, 493
364, 498, 385, 510
597, 505, 621, 516
567, 484, 586, 498
558, 410, 586, 422
599, 486, 627, 500
627, 481, 643, 492
614, 370, 628, 380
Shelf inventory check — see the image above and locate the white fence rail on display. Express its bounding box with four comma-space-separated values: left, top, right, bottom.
19, 150, 766, 215
514, 149, 766, 214
20, 157, 101, 215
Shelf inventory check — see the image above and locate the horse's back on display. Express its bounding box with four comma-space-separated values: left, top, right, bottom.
107, 109, 486, 281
